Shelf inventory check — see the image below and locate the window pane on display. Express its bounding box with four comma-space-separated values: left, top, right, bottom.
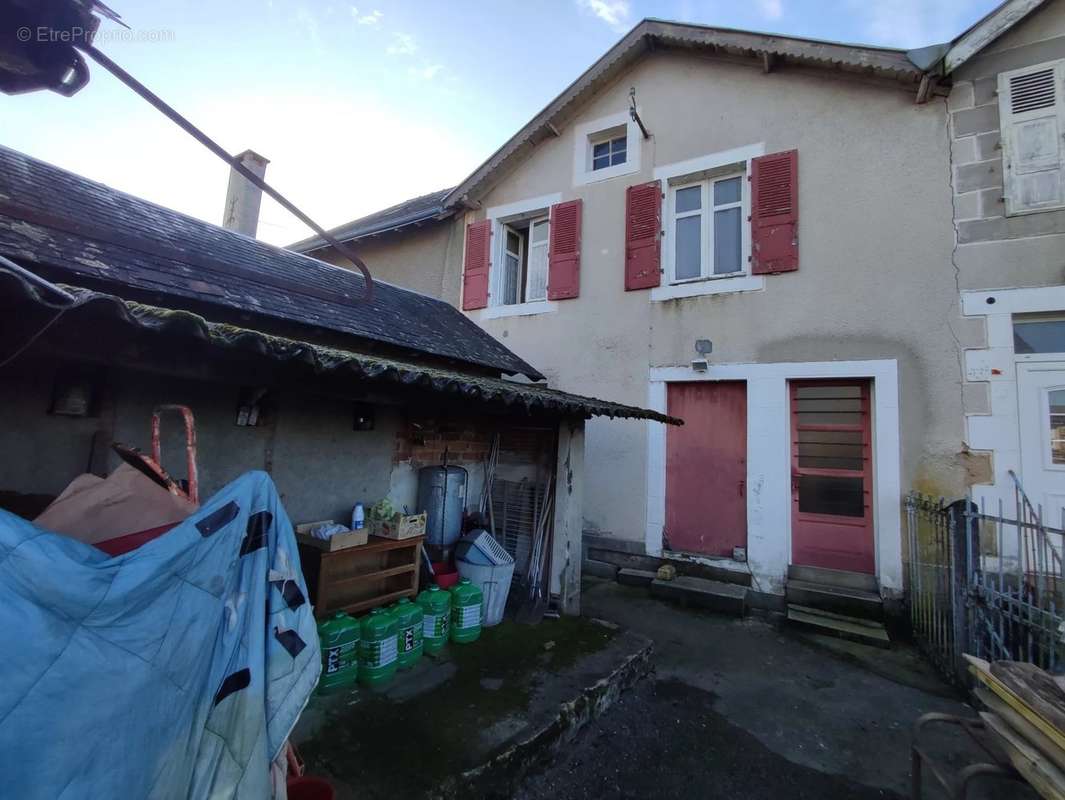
1051, 389, 1065, 465
506, 230, 520, 253
530, 219, 548, 243
713, 207, 741, 274
714, 176, 741, 205
610, 137, 627, 166
611, 148, 627, 166
593, 154, 610, 171
798, 475, 865, 517
1015, 320, 1065, 354
675, 186, 701, 213
502, 253, 520, 305
675, 215, 701, 280
592, 141, 609, 159
526, 242, 548, 302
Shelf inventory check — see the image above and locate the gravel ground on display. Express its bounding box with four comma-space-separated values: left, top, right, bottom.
515, 676, 904, 800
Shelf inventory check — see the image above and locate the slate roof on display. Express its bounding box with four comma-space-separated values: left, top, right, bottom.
288, 187, 453, 254
5, 273, 681, 424
0, 146, 541, 380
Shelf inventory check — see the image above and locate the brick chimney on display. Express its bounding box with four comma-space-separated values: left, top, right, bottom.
222, 149, 269, 237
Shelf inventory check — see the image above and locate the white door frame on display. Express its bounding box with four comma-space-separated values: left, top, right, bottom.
646, 359, 901, 596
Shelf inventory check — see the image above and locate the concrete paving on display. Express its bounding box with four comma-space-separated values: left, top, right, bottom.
515, 578, 1036, 800
291, 615, 652, 799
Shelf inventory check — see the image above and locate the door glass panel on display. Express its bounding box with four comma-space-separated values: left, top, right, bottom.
1015, 320, 1065, 354
1050, 389, 1065, 465
675, 215, 702, 279
798, 475, 864, 517
795, 385, 863, 426
797, 428, 864, 470
713, 207, 741, 274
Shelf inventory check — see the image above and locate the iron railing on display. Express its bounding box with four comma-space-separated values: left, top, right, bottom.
905, 472, 1065, 682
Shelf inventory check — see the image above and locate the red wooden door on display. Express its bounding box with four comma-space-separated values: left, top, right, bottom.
665, 382, 747, 557
790, 380, 874, 574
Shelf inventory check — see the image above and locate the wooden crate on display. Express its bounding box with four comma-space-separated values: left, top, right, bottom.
294, 521, 368, 552
369, 512, 426, 540
298, 534, 424, 618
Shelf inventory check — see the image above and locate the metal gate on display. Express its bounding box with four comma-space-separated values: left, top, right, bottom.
905, 471, 1065, 682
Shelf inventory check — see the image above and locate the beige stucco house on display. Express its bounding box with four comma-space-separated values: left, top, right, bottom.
293, 1, 1064, 617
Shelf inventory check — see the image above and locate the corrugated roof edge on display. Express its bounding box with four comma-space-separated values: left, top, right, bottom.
16, 277, 681, 425
287, 187, 455, 253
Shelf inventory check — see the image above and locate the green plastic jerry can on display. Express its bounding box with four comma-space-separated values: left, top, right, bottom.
416, 584, 451, 654
358, 606, 398, 687
449, 578, 483, 644
317, 612, 360, 694
392, 597, 424, 669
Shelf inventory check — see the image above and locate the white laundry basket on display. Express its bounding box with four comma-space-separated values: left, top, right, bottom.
455, 558, 515, 626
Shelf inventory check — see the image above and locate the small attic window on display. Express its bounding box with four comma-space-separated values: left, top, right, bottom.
592, 131, 627, 171
573, 111, 640, 186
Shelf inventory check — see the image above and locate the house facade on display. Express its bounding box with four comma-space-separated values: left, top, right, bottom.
943, 0, 1065, 524
294, 3, 1064, 610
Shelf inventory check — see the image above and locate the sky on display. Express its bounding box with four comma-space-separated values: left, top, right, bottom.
2, 0, 1001, 246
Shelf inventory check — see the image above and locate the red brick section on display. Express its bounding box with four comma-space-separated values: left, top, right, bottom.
393, 419, 493, 468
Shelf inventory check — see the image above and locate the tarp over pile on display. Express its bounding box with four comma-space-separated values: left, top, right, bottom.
0, 471, 320, 799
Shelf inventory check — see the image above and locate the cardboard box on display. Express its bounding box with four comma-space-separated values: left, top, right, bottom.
370, 512, 426, 540
295, 520, 369, 551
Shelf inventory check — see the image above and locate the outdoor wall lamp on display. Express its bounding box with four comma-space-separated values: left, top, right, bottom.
691, 339, 712, 372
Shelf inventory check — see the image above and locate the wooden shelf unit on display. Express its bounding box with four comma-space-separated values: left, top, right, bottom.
298, 534, 424, 618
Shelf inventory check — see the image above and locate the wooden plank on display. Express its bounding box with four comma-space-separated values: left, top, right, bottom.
329, 564, 416, 586
982, 712, 1065, 800
975, 687, 1065, 772
944, 0, 1047, 74
331, 589, 416, 617
966, 655, 1065, 753
992, 661, 1065, 734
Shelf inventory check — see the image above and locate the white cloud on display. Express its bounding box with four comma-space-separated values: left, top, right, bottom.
408, 64, 444, 81
387, 32, 418, 56
350, 7, 383, 25
756, 0, 783, 21
576, 0, 631, 32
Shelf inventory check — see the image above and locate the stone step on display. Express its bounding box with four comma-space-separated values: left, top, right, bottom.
787, 564, 879, 594
649, 575, 746, 616
617, 568, 657, 587
582, 559, 619, 580
787, 604, 891, 649
785, 579, 883, 621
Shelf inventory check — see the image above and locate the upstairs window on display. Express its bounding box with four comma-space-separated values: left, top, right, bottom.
998, 59, 1065, 216
496, 215, 550, 306
668, 172, 746, 283
592, 134, 627, 171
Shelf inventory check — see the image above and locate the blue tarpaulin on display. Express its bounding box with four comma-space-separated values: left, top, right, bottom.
0, 471, 320, 799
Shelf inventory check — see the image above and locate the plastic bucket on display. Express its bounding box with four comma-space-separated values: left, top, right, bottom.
455, 559, 515, 626
287, 776, 336, 800
433, 562, 459, 589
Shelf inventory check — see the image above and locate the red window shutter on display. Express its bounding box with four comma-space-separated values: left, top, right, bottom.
751, 149, 798, 275
462, 219, 491, 310
625, 181, 661, 290
547, 199, 581, 300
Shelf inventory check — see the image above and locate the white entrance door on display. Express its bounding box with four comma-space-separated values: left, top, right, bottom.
1018, 362, 1065, 527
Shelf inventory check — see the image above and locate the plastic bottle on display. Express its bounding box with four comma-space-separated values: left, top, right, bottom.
358, 607, 398, 686
392, 598, 424, 669
449, 578, 483, 644
416, 584, 451, 654
352, 502, 365, 530
317, 612, 360, 694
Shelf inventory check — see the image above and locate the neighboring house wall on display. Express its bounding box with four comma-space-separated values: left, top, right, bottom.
314, 222, 460, 305
949, 1, 1065, 518
436, 50, 964, 596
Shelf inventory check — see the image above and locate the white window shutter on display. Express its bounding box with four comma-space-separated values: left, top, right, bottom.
998, 60, 1065, 216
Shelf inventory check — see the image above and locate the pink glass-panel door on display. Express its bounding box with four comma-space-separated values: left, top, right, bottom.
790, 380, 875, 574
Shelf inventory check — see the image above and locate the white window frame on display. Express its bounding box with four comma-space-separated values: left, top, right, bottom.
590, 132, 627, 172
651, 143, 766, 303
998, 58, 1065, 217
572, 110, 640, 187
667, 172, 747, 285
525, 217, 550, 302
478, 194, 562, 320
